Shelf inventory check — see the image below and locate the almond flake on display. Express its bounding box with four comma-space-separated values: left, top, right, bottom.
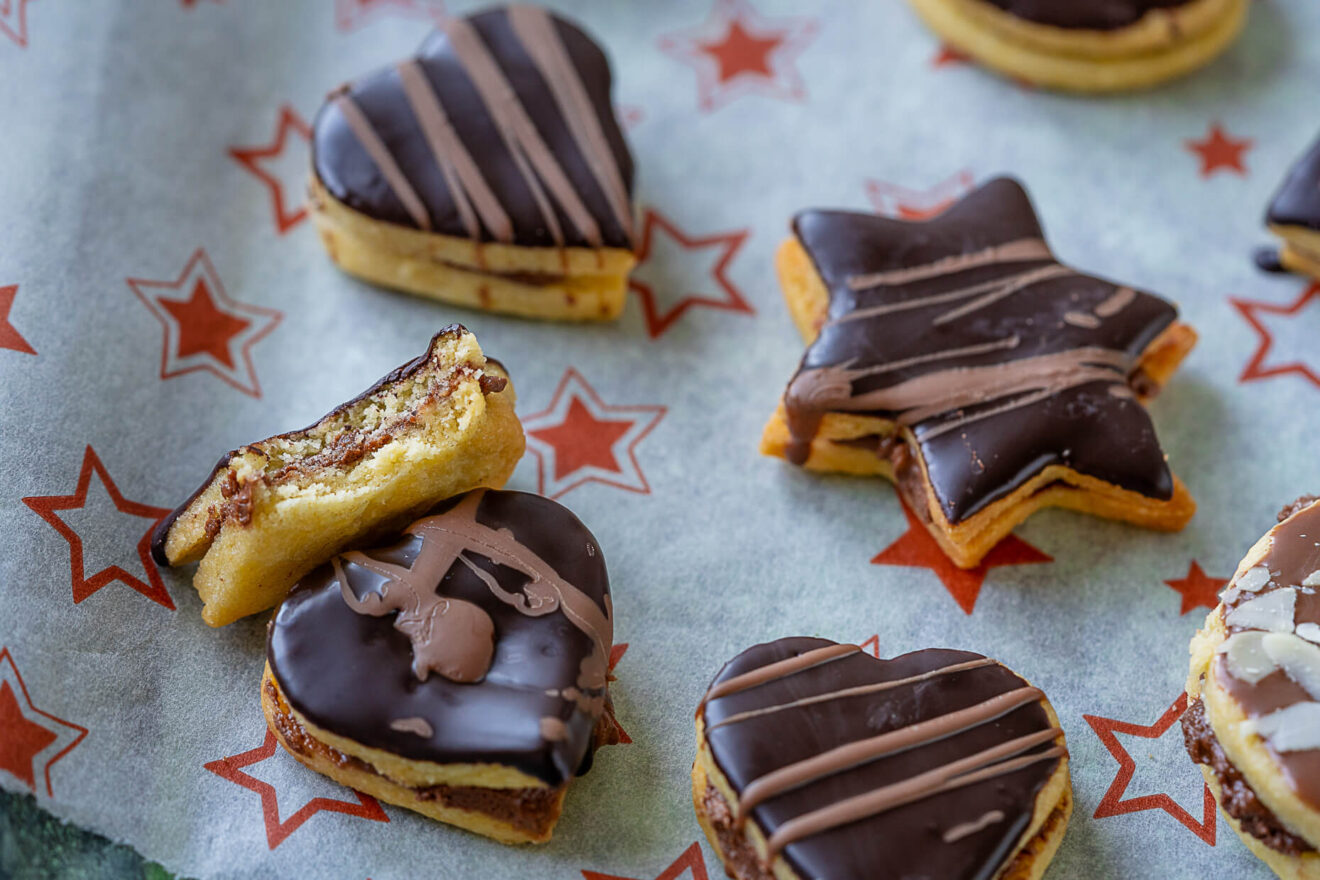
1217, 631, 1277, 684
1225, 588, 1297, 633
1236, 566, 1272, 593
1262, 633, 1320, 700
1304, 570, 1320, 588
1297, 622, 1320, 644
1220, 587, 1241, 604
1241, 703, 1320, 752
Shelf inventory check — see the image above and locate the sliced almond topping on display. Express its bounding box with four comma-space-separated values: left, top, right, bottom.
1241, 702, 1320, 752
1304, 570, 1320, 588
1217, 631, 1277, 684
1220, 586, 1241, 604
1297, 622, 1320, 644
1262, 633, 1320, 700
1225, 588, 1297, 633
1236, 566, 1272, 593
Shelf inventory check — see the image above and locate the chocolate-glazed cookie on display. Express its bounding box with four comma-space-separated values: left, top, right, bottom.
1261, 132, 1320, 281
692, 638, 1072, 880
982, 0, 1196, 30
264, 488, 621, 844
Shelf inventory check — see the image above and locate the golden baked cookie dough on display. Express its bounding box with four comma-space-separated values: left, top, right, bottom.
907, 0, 1247, 92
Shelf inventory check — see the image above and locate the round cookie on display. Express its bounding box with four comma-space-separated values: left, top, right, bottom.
907, 0, 1247, 92
1183, 497, 1320, 877
693, 637, 1072, 880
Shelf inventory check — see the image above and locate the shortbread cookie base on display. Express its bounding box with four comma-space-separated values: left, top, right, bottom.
691, 706, 1073, 880
764, 237, 1197, 569
310, 175, 636, 321
262, 668, 567, 844
907, 0, 1246, 92
159, 328, 524, 626
1271, 224, 1320, 281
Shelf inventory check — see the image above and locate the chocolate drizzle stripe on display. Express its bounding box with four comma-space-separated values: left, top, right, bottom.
443, 16, 599, 248
506, 5, 632, 241
835, 266, 1056, 324
838, 337, 1023, 379
333, 94, 432, 231
846, 238, 1051, 290
1095, 286, 1137, 317
764, 730, 1065, 860
735, 686, 1046, 820
708, 657, 999, 731
396, 59, 512, 243
705, 643, 860, 702
943, 809, 1005, 843
931, 265, 1075, 326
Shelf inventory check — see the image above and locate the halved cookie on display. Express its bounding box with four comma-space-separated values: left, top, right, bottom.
151, 326, 523, 626
1262, 133, 1320, 281
693, 637, 1071, 880
1183, 497, 1320, 877
907, 0, 1246, 92
309, 4, 637, 321
761, 177, 1196, 569
264, 488, 619, 844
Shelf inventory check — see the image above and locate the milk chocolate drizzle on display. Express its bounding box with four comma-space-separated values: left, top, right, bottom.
313, 5, 634, 249
782, 178, 1180, 523
700, 637, 1065, 879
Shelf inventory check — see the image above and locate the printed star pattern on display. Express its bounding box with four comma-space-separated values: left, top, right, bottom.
871, 499, 1051, 614
229, 105, 312, 235
629, 208, 752, 338
22, 446, 174, 609
1186, 123, 1252, 177
1085, 693, 1217, 845
0, 285, 36, 354
1164, 561, 1228, 615
128, 248, 281, 398
334, 0, 446, 32
0, 0, 32, 47
204, 729, 389, 849
932, 43, 971, 67
657, 0, 818, 112
1231, 283, 1320, 389
864, 171, 975, 220
0, 647, 88, 797
583, 842, 710, 880
522, 369, 666, 500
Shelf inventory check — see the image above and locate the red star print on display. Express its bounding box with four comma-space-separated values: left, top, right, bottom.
1231, 282, 1320, 389
522, 368, 666, 500
0, 285, 36, 354
583, 842, 710, 880
334, 0, 446, 32
22, 446, 174, 609
1185, 123, 1253, 177
616, 104, 645, 130
1085, 693, 1217, 846
604, 643, 633, 745
629, 208, 753, 339
128, 248, 281, 398
871, 499, 1051, 614
0, 0, 32, 48
864, 171, 976, 220
204, 728, 389, 849
229, 105, 312, 235
1164, 561, 1228, 615
0, 647, 88, 797
658, 0, 818, 112
932, 43, 970, 67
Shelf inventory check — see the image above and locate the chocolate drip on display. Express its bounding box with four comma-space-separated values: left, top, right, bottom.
1267, 131, 1320, 233
981, 0, 1197, 30
782, 178, 1179, 524
312, 6, 634, 249
268, 489, 612, 787
700, 638, 1064, 880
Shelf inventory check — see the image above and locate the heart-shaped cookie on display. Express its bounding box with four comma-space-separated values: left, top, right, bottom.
264, 488, 617, 844
693, 638, 1071, 880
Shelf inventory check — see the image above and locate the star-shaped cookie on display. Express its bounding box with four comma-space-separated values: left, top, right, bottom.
762, 177, 1197, 568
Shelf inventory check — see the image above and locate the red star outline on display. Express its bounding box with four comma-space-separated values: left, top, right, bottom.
628, 208, 753, 339
858, 634, 882, 658
1084, 693, 1217, 846
871, 499, 1051, 614
583, 841, 710, 880
228, 105, 312, 235
521, 368, 666, 500
1230, 283, 1320, 389
128, 248, 282, 398
657, 0, 818, 112
0, 0, 32, 48
333, 0, 446, 32
616, 103, 645, 130
204, 728, 389, 849
0, 647, 88, 797
863, 171, 976, 220
0, 284, 36, 354
932, 43, 970, 67
21, 445, 174, 609
605, 643, 633, 745
1185, 123, 1253, 178
1164, 561, 1228, 615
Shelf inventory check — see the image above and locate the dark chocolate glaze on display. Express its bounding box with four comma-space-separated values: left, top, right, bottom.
1267, 132, 1320, 232
1219, 499, 1320, 808
312, 7, 634, 248
268, 489, 610, 787
1254, 246, 1287, 274
150, 325, 482, 566
786, 178, 1179, 524
700, 638, 1062, 880
981, 0, 1196, 30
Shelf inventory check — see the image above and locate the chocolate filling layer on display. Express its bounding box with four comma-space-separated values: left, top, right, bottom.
1182, 698, 1314, 855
